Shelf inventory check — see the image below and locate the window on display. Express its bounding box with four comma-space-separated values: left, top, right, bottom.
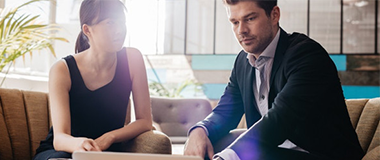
214, 0, 241, 54
343, 0, 376, 54
1, 0, 378, 77
310, 0, 341, 53
132, 0, 379, 55
279, 0, 308, 34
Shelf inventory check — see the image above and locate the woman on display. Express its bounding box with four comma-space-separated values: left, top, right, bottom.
34, 0, 152, 159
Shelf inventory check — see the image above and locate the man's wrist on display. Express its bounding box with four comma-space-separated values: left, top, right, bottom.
189, 127, 207, 137
188, 125, 209, 137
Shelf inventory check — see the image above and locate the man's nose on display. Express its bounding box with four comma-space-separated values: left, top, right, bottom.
238, 22, 248, 35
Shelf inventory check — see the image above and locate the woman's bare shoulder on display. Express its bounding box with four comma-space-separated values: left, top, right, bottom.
49, 58, 71, 88
125, 47, 143, 58
50, 59, 68, 74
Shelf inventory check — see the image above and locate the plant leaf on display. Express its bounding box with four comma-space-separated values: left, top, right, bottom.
22, 24, 47, 29
3, 10, 16, 40
47, 44, 56, 57
0, 0, 67, 83
19, 15, 39, 28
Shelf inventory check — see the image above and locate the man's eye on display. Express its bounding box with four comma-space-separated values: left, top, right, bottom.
232, 21, 239, 25
247, 17, 255, 21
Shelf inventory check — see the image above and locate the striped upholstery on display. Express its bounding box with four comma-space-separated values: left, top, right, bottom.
0, 89, 48, 160
346, 98, 380, 160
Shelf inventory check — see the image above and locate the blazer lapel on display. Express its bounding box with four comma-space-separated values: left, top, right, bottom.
268, 28, 289, 107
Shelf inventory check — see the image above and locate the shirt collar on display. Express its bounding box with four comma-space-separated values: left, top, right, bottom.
246, 29, 280, 66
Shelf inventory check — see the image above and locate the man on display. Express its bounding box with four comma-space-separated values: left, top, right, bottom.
184, 0, 364, 160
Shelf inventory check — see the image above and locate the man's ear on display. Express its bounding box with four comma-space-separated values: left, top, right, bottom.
271, 6, 280, 26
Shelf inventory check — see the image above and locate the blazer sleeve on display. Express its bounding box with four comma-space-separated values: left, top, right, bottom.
228, 39, 343, 158
191, 52, 246, 143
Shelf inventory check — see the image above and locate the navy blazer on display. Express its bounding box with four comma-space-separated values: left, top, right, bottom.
195, 29, 364, 160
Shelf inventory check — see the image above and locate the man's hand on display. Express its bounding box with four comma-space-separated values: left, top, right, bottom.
184, 127, 214, 159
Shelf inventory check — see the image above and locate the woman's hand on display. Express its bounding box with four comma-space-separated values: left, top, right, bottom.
74, 137, 102, 152
95, 133, 115, 151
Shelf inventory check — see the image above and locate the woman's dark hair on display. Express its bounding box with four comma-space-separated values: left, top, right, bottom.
75, 0, 126, 53
223, 0, 277, 17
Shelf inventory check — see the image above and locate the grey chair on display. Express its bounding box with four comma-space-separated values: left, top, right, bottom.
150, 96, 213, 144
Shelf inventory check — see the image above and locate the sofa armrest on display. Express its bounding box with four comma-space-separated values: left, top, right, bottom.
123, 130, 172, 154
362, 146, 380, 160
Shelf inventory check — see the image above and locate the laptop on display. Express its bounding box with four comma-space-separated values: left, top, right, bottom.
72, 151, 203, 160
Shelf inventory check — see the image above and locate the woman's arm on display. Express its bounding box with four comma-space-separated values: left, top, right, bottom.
95, 48, 153, 150
50, 60, 101, 153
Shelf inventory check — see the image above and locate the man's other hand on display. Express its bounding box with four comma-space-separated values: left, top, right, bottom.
184, 127, 214, 159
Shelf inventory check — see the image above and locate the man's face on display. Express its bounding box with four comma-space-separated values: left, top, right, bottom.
226, 1, 279, 55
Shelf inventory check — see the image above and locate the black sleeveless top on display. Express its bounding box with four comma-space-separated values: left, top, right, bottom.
36, 48, 132, 154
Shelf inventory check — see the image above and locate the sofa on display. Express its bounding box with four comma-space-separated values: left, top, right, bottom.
212, 98, 380, 160
150, 96, 212, 144
0, 88, 171, 160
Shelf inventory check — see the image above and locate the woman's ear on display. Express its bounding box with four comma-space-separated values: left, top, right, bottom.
82, 24, 91, 37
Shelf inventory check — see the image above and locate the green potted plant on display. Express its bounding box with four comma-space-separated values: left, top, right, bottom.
0, 0, 68, 85
149, 79, 204, 98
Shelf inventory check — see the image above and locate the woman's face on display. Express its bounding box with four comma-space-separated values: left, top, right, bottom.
86, 16, 127, 53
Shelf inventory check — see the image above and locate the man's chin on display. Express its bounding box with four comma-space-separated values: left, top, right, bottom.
240, 44, 254, 53
242, 48, 255, 54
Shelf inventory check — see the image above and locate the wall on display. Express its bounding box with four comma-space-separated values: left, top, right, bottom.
145, 54, 380, 101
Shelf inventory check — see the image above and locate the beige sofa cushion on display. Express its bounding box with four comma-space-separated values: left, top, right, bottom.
362, 146, 380, 160
0, 89, 47, 160
347, 98, 380, 154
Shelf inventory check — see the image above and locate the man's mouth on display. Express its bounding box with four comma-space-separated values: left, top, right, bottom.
241, 38, 254, 44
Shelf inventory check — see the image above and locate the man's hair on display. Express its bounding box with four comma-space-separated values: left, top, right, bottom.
223, 0, 277, 17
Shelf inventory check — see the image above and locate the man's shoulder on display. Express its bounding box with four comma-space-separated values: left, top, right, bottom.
286, 32, 320, 49
282, 31, 327, 57
279, 31, 332, 69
